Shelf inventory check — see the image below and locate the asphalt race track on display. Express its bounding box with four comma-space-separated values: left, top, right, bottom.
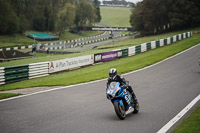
0, 44, 200, 133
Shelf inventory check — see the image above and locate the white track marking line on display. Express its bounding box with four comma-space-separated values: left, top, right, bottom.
0, 43, 200, 103
157, 94, 200, 133
0, 79, 103, 102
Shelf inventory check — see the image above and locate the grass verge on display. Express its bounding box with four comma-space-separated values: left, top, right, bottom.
0, 33, 199, 91
0, 93, 21, 100
172, 106, 200, 133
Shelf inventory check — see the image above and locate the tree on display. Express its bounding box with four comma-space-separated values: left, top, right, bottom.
0, 0, 19, 34
93, 0, 101, 22
130, 0, 200, 35
56, 3, 76, 36
75, 0, 97, 26
0, 0, 100, 35
130, 2, 145, 35
169, 0, 200, 29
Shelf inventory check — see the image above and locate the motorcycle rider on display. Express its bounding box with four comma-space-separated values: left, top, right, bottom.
107, 68, 138, 105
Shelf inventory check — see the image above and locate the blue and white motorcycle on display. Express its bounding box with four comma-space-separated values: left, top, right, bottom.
106, 82, 139, 120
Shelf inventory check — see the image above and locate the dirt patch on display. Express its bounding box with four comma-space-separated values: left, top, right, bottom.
0, 50, 33, 62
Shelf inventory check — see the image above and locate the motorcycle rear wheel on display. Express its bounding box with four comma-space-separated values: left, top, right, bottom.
114, 101, 126, 120
133, 101, 139, 113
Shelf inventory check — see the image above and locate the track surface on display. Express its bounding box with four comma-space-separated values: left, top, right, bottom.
1, 44, 200, 133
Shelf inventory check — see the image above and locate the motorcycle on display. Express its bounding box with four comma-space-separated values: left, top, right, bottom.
106, 81, 139, 120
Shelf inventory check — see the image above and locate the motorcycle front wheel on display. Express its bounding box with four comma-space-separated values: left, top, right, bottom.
114, 101, 126, 120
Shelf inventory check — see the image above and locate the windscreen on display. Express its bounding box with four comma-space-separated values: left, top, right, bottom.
109, 82, 117, 89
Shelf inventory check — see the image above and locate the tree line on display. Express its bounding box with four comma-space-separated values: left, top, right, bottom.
0, 0, 101, 35
102, 0, 135, 7
130, 0, 200, 35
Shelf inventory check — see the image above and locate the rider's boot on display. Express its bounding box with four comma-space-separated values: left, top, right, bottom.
131, 92, 138, 106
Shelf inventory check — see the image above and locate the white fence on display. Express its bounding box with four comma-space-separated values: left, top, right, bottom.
29, 62, 49, 79
0, 67, 5, 85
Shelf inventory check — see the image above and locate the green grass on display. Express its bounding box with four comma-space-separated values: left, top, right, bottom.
59, 31, 103, 40
173, 106, 200, 133
100, 6, 132, 27
0, 93, 21, 100
0, 33, 199, 91
0, 34, 36, 48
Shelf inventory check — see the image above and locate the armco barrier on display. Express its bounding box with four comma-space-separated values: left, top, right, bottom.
4, 65, 29, 84
0, 45, 32, 52
170, 37, 173, 43
128, 46, 136, 56
122, 49, 128, 57
135, 45, 141, 54
128, 32, 192, 58
160, 39, 164, 47
146, 43, 151, 50
29, 62, 49, 79
0, 67, 5, 85
164, 39, 167, 45
141, 43, 147, 52
156, 40, 160, 48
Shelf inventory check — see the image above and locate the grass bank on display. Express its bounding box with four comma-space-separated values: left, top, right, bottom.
100, 6, 131, 27
173, 106, 200, 133
0, 33, 199, 91
0, 93, 21, 100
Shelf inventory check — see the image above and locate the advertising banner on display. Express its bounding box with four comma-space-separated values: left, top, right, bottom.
77, 26, 133, 31
94, 51, 122, 63
49, 55, 94, 73
101, 51, 118, 62
94, 53, 102, 63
